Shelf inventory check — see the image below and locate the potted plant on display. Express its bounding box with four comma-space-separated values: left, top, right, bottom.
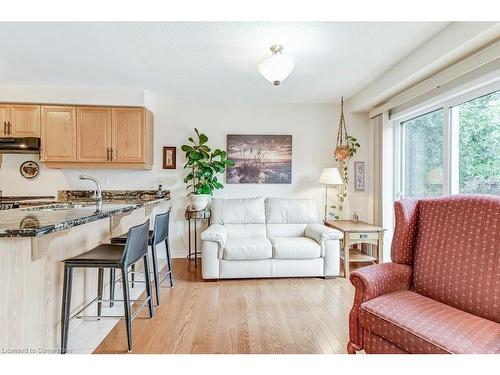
181, 128, 234, 210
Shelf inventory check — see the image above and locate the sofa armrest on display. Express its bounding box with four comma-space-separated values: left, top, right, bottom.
305, 223, 343, 243
348, 262, 412, 351
201, 224, 227, 246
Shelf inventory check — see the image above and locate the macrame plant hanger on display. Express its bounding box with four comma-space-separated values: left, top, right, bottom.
334, 97, 350, 162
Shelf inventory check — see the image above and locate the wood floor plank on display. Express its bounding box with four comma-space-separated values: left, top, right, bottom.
93, 259, 355, 354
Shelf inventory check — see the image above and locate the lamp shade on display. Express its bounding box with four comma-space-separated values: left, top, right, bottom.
258, 45, 295, 86
318, 168, 343, 185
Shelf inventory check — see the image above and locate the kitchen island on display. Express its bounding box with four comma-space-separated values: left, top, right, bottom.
0, 191, 170, 353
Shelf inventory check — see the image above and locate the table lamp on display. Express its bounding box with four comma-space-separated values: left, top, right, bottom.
318, 167, 343, 220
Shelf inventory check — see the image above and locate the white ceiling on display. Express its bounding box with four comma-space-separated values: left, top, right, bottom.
0, 22, 449, 103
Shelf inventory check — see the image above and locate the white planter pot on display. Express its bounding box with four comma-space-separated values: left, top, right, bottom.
189, 194, 211, 211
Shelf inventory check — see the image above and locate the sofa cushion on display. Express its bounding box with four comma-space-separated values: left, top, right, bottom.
265, 198, 318, 224
270, 237, 321, 259
359, 290, 500, 354
411, 195, 500, 323
212, 197, 266, 224
266, 223, 307, 238
224, 223, 267, 238
223, 237, 272, 260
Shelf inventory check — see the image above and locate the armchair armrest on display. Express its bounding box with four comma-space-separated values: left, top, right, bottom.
348, 262, 412, 352
201, 224, 227, 246
305, 223, 343, 243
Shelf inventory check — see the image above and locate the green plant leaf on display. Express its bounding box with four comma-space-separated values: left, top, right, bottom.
181, 145, 193, 152
199, 133, 208, 145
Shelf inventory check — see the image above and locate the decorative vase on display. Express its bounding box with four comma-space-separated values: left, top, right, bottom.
189, 194, 211, 211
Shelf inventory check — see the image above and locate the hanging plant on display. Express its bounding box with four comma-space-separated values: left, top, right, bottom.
330, 98, 361, 220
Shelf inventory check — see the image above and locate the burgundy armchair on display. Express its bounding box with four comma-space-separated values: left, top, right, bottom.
348, 195, 500, 354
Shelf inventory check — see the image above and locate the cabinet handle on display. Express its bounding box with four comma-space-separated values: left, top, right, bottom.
110, 148, 113, 161
106, 148, 110, 161
7, 122, 12, 135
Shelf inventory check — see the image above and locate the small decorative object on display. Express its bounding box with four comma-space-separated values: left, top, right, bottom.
162, 146, 176, 169
354, 162, 365, 191
226, 134, 292, 184
19, 161, 39, 179
181, 129, 234, 211
258, 44, 295, 86
318, 167, 343, 220
352, 212, 359, 222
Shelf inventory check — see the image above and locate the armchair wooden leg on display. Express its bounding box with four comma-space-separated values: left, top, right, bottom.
347, 341, 362, 354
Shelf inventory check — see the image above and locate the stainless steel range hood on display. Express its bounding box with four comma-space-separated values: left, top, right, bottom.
0, 137, 40, 154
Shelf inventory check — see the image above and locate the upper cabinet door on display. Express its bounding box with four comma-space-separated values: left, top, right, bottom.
77, 107, 112, 162
9, 105, 40, 137
0, 105, 8, 136
41, 106, 77, 162
111, 108, 145, 163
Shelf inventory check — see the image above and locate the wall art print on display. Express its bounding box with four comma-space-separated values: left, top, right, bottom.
226, 134, 292, 184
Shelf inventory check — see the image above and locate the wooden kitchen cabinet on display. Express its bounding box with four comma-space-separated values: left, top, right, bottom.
77, 107, 112, 162
0, 105, 8, 136
41, 106, 77, 162
9, 105, 41, 137
112, 107, 146, 163
43, 105, 153, 169
0, 104, 40, 137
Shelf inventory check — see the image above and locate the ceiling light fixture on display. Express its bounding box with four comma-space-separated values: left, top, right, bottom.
258, 44, 295, 86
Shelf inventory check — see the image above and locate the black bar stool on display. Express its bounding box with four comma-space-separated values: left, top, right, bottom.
60, 220, 154, 354
110, 210, 173, 307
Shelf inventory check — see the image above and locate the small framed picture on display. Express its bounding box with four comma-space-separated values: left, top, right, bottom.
163, 147, 176, 169
354, 161, 365, 191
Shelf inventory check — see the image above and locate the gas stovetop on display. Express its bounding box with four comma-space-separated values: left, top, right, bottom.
0, 196, 55, 210
0, 203, 20, 210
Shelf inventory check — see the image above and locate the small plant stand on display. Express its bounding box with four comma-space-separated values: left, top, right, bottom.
185, 207, 211, 267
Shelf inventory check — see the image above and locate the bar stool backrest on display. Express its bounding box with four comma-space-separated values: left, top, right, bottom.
152, 210, 170, 246
121, 219, 150, 267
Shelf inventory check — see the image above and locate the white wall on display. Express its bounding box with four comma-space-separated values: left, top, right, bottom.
0, 87, 372, 256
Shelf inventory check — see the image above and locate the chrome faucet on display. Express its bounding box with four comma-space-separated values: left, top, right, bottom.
79, 175, 103, 205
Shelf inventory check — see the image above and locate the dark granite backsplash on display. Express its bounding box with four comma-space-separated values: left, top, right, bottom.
57, 190, 170, 202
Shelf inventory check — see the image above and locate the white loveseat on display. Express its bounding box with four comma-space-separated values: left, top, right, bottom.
200, 197, 343, 280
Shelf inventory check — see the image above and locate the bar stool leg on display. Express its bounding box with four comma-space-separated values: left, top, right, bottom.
165, 238, 174, 287
143, 255, 154, 318
150, 244, 161, 307
60, 265, 73, 354
121, 266, 133, 352
97, 268, 104, 318
109, 269, 115, 308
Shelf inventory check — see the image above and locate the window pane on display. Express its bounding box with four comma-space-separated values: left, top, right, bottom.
456, 90, 500, 195
403, 109, 444, 198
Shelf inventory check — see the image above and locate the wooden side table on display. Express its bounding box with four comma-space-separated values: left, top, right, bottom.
185, 207, 211, 267
324, 220, 386, 277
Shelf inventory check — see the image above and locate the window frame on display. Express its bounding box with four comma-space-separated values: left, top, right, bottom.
393, 80, 500, 199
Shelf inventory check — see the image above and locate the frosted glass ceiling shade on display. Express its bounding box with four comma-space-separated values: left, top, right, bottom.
258, 44, 295, 86
318, 168, 343, 185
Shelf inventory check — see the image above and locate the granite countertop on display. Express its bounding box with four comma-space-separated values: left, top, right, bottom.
0, 197, 170, 238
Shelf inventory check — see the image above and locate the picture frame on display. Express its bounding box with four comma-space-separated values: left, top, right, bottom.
354, 161, 365, 191
162, 146, 176, 169
226, 134, 292, 184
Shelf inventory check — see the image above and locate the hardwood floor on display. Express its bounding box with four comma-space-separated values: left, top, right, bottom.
94, 259, 355, 354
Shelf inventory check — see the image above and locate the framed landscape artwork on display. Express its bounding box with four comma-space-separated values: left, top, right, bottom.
226, 134, 292, 184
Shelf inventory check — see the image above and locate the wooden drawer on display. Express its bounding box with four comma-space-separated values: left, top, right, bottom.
348, 232, 379, 240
